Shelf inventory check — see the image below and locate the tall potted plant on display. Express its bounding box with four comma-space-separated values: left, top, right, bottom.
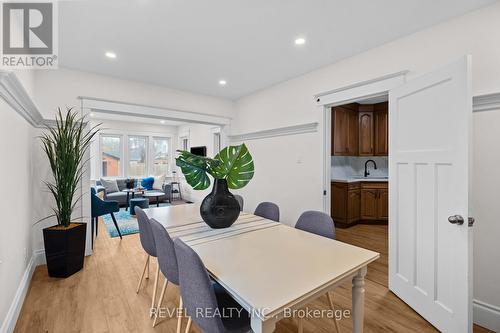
40, 107, 100, 278
176, 143, 254, 228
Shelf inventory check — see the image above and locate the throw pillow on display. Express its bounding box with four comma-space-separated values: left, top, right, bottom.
153, 175, 165, 190
141, 177, 155, 190
100, 178, 119, 193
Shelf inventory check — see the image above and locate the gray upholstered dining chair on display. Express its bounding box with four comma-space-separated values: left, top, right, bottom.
233, 194, 244, 211
295, 210, 341, 333
174, 238, 251, 333
254, 201, 280, 222
149, 218, 185, 330
135, 207, 160, 318
295, 210, 336, 239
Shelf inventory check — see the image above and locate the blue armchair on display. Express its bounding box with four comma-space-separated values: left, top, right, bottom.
91, 187, 122, 246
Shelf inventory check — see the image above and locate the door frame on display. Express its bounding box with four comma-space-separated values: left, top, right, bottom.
314, 71, 408, 214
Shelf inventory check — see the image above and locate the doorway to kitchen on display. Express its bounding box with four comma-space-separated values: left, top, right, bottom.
329, 95, 390, 288
330, 95, 389, 228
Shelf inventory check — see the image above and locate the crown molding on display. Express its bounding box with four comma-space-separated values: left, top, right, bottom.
228, 122, 318, 142
78, 96, 231, 126
0, 71, 44, 127
473, 92, 500, 112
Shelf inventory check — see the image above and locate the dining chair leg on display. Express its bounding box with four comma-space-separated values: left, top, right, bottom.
150, 264, 160, 318
184, 316, 192, 333
326, 292, 341, 333
95, 217, 98, 236
136, 255, 149, 293
176, 296, 183, 333
110, 212, 123, 239
298, 317, 304, 333
153, 278, 169, 327
145, 255, 150, 279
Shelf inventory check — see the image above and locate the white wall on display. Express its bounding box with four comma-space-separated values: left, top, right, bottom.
471, 109, 500, 329
177, 123, 221, 203
231, 2, 500, 329
0, 99, 35, 332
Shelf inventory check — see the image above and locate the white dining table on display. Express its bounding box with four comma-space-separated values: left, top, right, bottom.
143, 204, 379, 333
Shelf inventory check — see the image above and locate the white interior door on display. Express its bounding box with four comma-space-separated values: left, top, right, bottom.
389, 56, 473, 332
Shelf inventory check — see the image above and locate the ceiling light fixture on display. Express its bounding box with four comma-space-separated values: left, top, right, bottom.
219, 80, 227, 86
294, 37, 306, 45
89, 113, 95, 117
160, 120, 166, 124
105, 51, 117, 59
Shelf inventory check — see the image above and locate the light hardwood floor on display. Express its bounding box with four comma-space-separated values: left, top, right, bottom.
15, 220, 492, 333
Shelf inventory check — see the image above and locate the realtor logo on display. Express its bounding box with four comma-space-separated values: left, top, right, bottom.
1, 2, 58, 68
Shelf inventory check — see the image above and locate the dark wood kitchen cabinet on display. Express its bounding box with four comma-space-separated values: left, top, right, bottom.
374, 102, 388, 156
331, 181, 360, 225
358, 105, 374, 156
331, 102, 388, 157
332, 104, 358, 156
360, 182, 388, 221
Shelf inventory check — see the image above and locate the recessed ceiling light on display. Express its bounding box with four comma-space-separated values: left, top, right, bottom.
160, 120, 166, 124
89, 113, 94, 117
294, 37, 306, 45
219, 80, 227, 86
105, 51, 117, 59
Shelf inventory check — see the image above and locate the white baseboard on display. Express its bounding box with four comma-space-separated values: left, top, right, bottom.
0, 249, 44, 333
474, 299, 500, 332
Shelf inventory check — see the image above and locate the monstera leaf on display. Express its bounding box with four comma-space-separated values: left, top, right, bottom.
211, 144, 254, 189
175, 151, 220, 190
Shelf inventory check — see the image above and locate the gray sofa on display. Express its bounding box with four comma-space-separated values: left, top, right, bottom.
96, 178, 172, 207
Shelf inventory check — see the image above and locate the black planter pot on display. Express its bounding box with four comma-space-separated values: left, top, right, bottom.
200, 179, 240, 229
43, 223, 86, 278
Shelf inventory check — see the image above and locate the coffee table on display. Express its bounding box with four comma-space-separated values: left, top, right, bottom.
142, 191, 165, 207
122, 188, 145, 209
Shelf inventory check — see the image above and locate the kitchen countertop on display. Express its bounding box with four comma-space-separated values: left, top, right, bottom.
332, 177, 388, 183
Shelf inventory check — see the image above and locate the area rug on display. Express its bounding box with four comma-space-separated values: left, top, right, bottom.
102, 201, 192, 238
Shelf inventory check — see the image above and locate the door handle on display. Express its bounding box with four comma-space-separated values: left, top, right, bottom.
468, 217, 475, 227
448, 215, 464, 225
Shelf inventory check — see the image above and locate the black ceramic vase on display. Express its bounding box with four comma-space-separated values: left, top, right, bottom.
200, 179, 240, 228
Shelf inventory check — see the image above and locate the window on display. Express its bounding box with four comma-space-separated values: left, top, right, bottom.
213, 132, 221, 155
153, 137, 169, 176
98, 133, 173, 178
128, 136, 147, 177
100, 135, 122, 177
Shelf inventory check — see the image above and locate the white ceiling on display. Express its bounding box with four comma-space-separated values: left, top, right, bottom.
59, 0, 496, 100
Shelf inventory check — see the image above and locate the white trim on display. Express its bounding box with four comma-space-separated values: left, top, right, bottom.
473, 92, 500, 112
473, 299, 500, 332
314, 71, 409, 106
321, 106, 331, 214
228, 122, 318, 142
79, 96, 231, 126
0, 71, 43, 127
0, 249, 45, 333
315, 71, 407, 214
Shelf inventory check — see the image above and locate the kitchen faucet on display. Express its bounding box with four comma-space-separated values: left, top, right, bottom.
364, 159, 377, 177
